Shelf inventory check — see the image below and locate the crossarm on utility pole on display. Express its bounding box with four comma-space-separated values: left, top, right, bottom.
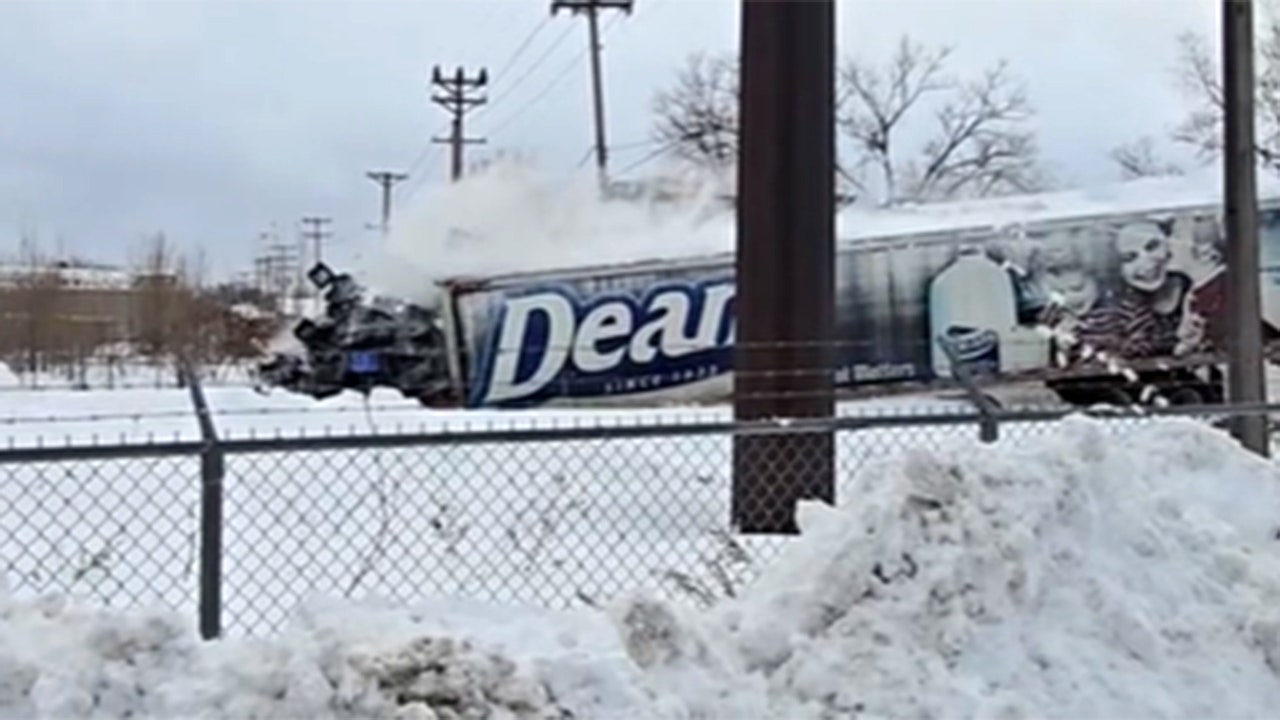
430, 66, 488, 182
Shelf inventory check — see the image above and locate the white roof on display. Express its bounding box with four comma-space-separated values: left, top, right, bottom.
0, 262, 180, 291
833, 169, 1280, 243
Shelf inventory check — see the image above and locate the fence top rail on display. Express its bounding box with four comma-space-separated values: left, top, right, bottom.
0, 401, 1275, 463
0, 439, 204, 464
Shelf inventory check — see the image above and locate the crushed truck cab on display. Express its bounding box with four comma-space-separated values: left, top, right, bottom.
255, 262, 457, 406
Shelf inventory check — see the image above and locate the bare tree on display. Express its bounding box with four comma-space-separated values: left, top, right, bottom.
1170, 16, 1280, 172
651, 52, 740, 172
650, 38, 1043, 206
1109, 136, 1185, 179
838, 36, 1045, 205
3, 233, 64, 376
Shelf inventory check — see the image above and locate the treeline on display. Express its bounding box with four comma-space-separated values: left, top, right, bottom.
0, 234, 281, 385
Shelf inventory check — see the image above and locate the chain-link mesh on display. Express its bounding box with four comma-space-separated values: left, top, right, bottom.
222, 433, 750, 635
0, 454, 198, 615
1, 406, 1272, 638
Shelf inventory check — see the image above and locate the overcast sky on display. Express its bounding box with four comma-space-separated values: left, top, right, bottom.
0, 0, 1219, 279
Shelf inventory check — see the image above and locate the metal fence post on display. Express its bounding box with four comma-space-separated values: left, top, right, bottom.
183, 363, 224, 640
939, 340, 1000, 442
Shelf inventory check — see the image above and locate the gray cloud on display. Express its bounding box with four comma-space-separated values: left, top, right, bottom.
0, 0, 1218, 277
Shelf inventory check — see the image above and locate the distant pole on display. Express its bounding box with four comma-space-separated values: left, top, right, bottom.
300, 216, 332, 266
731, 0, 837, 534
1223, 0, 1269, 455
431, 66, 488, 182
366, 170, 409, 236
551, 0, 633, 191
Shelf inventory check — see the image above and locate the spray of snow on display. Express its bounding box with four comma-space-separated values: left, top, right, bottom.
355, 163, 1280, 313
358, 160, 734, 309
5, 415, 1280, 718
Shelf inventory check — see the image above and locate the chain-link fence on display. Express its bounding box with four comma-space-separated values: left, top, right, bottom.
0, 396, 1268, 638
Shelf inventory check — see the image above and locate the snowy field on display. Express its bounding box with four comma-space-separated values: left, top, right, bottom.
0, 381, 1009, 636
5, 356, 1280, 716
8, 142, 1280, 717
3, 412, 1280, 718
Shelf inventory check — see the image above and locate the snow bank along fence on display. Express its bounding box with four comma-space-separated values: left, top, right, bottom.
0, 387, 1275, 640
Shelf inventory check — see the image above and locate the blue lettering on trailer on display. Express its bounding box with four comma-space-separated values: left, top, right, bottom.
468, 278, 736, 408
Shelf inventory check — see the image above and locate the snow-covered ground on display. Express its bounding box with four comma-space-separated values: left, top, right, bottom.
8, 144, 1280, 718
0, 383, 996, 636
0, 358, 257, 392
3, 414, 1280, 718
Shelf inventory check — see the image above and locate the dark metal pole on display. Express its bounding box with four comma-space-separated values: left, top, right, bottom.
731, 0, 837, 534
551, 0, 630, 189
586, 6, 610, 189
451, 115, 464, 183
430, 65, 488, 184
1223, 0, 1270, 456
184, 364, 224, 640
366, 171, 409, 237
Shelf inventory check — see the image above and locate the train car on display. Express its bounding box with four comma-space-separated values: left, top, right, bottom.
255, 173, 1280, 409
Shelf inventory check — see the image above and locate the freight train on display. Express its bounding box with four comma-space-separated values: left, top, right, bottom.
254, 173, 1280, 409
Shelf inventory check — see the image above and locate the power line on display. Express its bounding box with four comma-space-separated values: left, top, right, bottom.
476, 22, 578, 117
580, 138, 659, 168
615, 140, 676, 176
482, 12, 625, 138
612, 137, 663, 152
490, 15, 554, 86
391, 14, 548, 202
403, 126, 449, 179
392, 7, 622, 207
483, 48, 587, 136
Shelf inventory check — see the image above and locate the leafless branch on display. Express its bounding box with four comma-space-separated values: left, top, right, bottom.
1109, 136, 1184, 179
651, 52, 740, 171
1171, 16, 1280, 173
838, 36, 1043, 205
1171, 31, 1226, 162
650, 36, 1043, 206
839, 36, 953, 203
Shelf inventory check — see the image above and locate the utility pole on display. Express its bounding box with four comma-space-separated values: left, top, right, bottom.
256, 224, 298, 313
551, 0, 632, 191
431, 66, 488, 182
731, 0, 837, 534
366, 171, 408, 236
300, 216, 332, 267
1223, 0, 1270, 456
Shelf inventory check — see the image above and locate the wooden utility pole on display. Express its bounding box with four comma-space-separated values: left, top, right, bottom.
731, 0, 837, 534
551, 0, 632, 190
300, 216, 332, 266
1223, 0, 1269, 455
366, 171, 409, 236
431, 66, 488, 182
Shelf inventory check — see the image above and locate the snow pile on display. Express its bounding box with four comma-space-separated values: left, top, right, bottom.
5, 415, 1280, 718
713, 415, 1280, 717
0, 591, 628, 719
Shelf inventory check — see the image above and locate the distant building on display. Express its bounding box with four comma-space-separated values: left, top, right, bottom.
0, 260, 180, 360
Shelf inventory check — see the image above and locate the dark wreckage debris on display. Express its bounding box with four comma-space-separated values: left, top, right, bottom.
254, 263, 457, 406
